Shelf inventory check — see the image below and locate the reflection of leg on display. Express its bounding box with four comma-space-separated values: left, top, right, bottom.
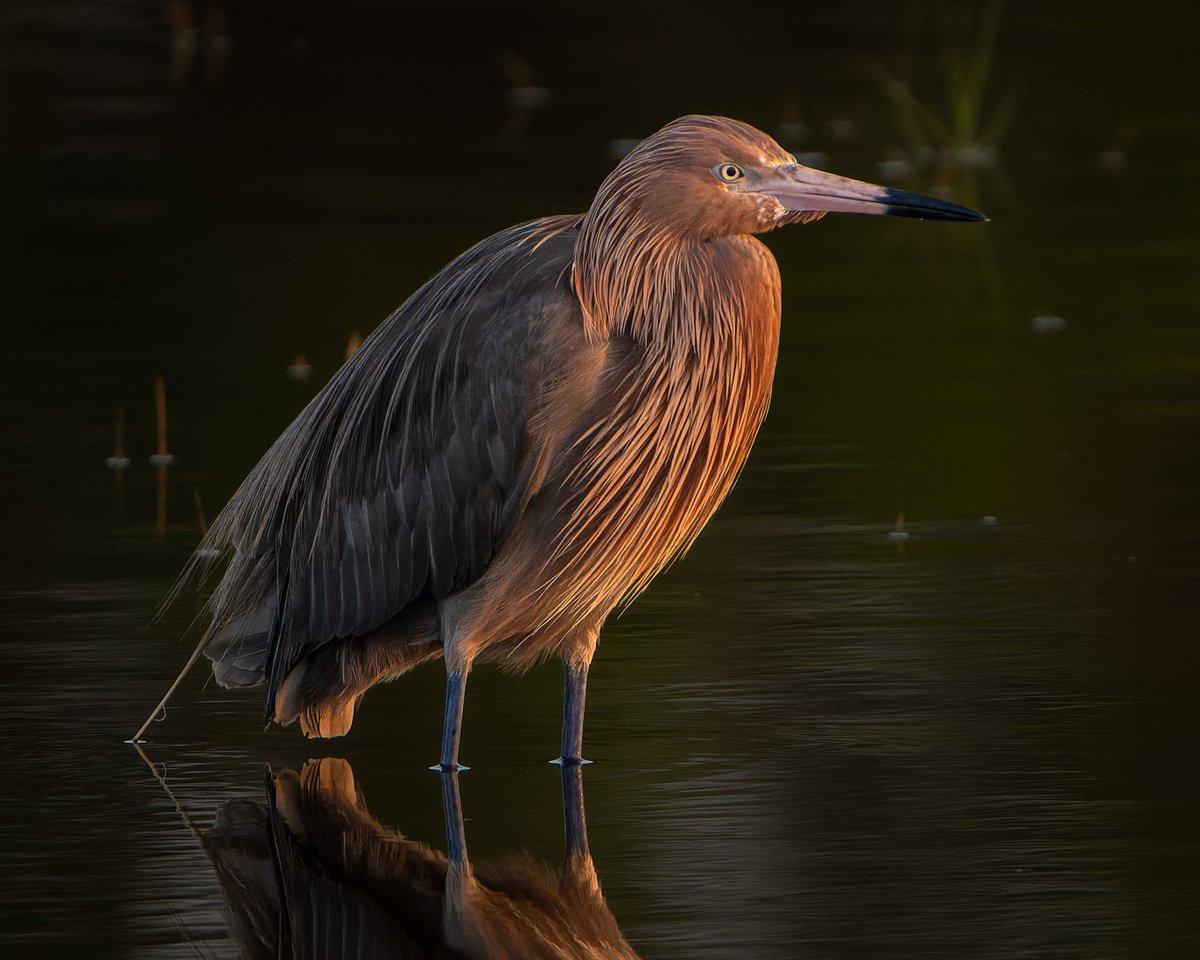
555, 659, 592, 765
440, 767, 478, 952
440, 770, 468, 867
559, 761, 602, 899
560, 763, 589, 861
432, 668, 470, 771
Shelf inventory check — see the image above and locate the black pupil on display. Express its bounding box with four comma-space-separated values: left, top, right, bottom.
724, 166, 738, 179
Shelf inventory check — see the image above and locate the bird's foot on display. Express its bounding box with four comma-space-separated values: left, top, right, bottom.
550, 755, 593, 766
429, 761, 470, 773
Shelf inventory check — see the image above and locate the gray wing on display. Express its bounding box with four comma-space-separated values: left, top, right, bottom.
192, 216, 581, 713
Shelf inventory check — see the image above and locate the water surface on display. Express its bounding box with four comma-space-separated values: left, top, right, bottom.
2, 2, 1198, 957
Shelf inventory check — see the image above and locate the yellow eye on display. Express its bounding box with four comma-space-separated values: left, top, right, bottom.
714, 163, 744, 183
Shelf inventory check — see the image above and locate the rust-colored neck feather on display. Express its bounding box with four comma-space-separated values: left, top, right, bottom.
540, 155, 784, 630
571, 114, 792, 351
573, 209, 696, 348
571, 141, 722, 350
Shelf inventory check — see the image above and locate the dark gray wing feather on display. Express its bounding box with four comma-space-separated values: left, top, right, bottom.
191, 216, 581, 713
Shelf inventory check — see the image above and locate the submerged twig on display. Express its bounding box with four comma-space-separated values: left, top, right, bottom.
131, 741, 204, 841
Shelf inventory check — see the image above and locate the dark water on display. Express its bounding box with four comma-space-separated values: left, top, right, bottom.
2, 1, 1198, 957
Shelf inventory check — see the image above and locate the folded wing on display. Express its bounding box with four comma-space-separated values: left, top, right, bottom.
188, 217, 582, 716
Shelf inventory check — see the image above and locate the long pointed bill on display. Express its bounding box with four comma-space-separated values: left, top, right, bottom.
758, 163, 987, 222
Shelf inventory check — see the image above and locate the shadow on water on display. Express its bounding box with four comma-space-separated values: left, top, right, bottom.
139, 751, 639, 959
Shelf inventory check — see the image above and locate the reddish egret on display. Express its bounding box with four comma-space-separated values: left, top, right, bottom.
136, 115, 984, 768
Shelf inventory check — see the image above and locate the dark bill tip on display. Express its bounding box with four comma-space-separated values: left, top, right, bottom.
883, 186, 988, 223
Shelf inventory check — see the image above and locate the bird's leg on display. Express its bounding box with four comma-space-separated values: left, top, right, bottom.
431, 667, 470, 772
553, 659, 592, 765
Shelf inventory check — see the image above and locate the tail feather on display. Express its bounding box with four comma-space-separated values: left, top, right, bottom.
273, 600, 443, 739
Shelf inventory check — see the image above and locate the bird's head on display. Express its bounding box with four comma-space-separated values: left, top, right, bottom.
587, 115, 986, 242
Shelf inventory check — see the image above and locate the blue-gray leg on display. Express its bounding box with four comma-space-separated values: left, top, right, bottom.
553, 660, 592, 765
431, 669, 469, 772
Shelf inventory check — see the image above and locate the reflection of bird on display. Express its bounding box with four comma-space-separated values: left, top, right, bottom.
199, 759, 639, 960
141, 115, 983, 768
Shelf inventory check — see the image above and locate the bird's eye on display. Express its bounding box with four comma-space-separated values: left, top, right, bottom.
714, 163, 744, 183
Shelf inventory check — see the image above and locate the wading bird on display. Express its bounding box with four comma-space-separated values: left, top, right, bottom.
136, 115, 984, 769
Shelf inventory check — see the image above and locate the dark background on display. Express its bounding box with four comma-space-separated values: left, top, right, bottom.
2, 1, 1198, 956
